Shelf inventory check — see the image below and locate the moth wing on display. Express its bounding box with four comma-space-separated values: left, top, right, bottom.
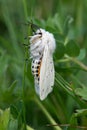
40, 44, 55, 100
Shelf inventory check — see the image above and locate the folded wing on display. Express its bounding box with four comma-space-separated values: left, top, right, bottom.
40, 44, 55, 100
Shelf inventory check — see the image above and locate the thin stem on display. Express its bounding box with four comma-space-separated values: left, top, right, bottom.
26, 125, 34, 130
47, 123, 87, 129
64, 36, 69, 45
55, 72, 87, 108
55, 72, 73, 96
35, 98, 62, 130
22, 0, 28, 20
65, 55, 87, 71
22, 63, 27, 130
55, 58, 70, 63
76, 0, 83, 33
71, 74, 86, 88
22, 47, 28, 130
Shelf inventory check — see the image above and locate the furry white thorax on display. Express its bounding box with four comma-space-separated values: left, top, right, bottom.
30, 28, 56, 59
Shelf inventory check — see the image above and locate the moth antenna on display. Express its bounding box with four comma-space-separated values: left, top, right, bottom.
15, 21, 30, 26
22, 20, 42, 35
27, 21, 41, 33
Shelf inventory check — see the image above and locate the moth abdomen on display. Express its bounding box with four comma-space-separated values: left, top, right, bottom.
31, 58, 42, 78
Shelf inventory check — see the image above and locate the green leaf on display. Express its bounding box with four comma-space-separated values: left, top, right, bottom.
63, 16, 74, 36
53, 13, 63, 33
8, 80, 18, 93
77, 48, 86, 60
26, 125, 34, 130
45, 26, 56, 33
69, 109, 87, 130
0, 108, 10, 130
75, 87, 87, 101
75, 109, 87, 116
7, 118, 18, 130
10, 101, 24, 123
10, 105, 19, 119
46, 17, 54, 28
54, 33, 65, 43
69, 114, 78, 130
65, 40, 80, 57
55, 42, 65, 59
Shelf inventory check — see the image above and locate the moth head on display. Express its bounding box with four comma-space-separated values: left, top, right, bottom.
35, 29, 42, 35
30, 27, 43, 44
29, 22, 42, 36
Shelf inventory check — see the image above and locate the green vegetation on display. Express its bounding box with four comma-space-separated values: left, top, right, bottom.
0, 0, 87, 130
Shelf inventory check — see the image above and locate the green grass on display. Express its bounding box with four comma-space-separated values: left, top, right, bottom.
0, 0, 87, 130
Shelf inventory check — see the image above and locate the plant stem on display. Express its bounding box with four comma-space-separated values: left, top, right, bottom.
71, 74, 86, 88
65, 55, 87, 71
26, 125, 34, 130
22, 0, 28, 20
22, 46, 28, 130
22, 62, 27, 130
55, 72, 73, 96
56, 58, 70, 63
35, 98, 62, 130
55, 72, 87, 108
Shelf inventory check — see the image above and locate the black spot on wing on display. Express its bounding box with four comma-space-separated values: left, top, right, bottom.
42, 89, 44, 92
39, 52, 41, 55
51, 69, 53, 72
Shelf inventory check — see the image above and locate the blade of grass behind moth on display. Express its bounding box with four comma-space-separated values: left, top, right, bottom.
1, 1, 22, 58
55, 72, 87, 108
70, 74, 86, 88
35, 98, 62, 130
55, 72, 74, 97
21, 40, 29, 130
56, 72, 72, 90
22, 0, 28, 20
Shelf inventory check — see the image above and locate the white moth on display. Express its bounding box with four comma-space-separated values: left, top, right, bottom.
29, 28, 56, 100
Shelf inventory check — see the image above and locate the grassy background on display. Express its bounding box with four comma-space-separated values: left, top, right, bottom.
0, 0, 87, 130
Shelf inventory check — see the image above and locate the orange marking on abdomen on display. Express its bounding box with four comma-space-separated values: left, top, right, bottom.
38, 60, 42, 76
